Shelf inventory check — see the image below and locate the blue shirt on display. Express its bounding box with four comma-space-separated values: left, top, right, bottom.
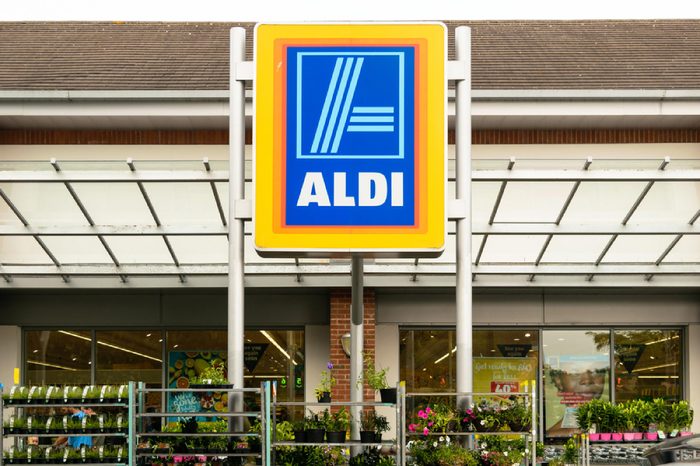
68, 411, 92, 448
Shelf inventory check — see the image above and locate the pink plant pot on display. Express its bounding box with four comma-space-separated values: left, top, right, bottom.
680, 431, 693, 437
611, 433, 623, 441
633, 432, 644, 440
623, 433, 635, 441
600, 433, 612, 441
644, 432, 658, 441
589, 433, 601, 441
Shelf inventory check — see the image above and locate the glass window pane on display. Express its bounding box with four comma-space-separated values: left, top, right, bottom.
400, 328, 456, 393
543, 330, 610, 438
614, 329, 681, 403
473, 329, 539, 395
25, 330, 92, 385
96, 330, 162, 385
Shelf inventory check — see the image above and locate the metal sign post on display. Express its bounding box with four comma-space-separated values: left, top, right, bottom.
350, 255, 364, 454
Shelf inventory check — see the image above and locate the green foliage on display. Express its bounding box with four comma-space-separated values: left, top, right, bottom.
304, 412, 326, 430
359, 354, 389, 390
315, 362, 336, 399
361, 410, 390, 433
276, 446, 346, 466
670, 400, 694, 430
562, 437, 579, 464
477, 436, 527, 466
276, 420, 295, 441
325, 408, 350, 432
409, 437, 478, 466
349, 448, 396, 466
191, 361, 228, 385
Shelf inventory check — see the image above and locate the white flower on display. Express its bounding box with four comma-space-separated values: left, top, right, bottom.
470, 403, 475, 409
433, 441, 438, 448
480, 420, 486, 425
439, 436, 444, 442
481, 443, 487, 449
504, 452, 509, 457
446, 437, 451, 443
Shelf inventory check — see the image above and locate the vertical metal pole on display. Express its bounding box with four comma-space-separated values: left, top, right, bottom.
531, 380, 537, 466
455, 26, 473, 410
229, 27, 246, 430
350, 254, 364, 457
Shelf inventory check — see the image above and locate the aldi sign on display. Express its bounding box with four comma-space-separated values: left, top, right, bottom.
254, 23, 446, 256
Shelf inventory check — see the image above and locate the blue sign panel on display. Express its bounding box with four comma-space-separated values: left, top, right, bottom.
285, 46, 415, 227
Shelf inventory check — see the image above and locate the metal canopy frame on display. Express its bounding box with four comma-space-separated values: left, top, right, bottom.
0, 158, 699, 288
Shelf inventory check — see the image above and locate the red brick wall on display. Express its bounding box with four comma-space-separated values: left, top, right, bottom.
3, 128, 700, 144
329, 289, 376, 403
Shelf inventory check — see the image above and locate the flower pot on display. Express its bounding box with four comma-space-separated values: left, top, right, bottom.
293, 430, 306, 443
589, 433, 601, 441
611, 432, 623, 441
379, 388, 397, 404
317, 392, 331, 403
633, 432, 643, 441
680, 431, 693, 437
360, 431, 376, 443
600, 433, 612, 441
305, 428, 325, 443
325, 430, 346, 444
645, 432, 659, 441
623, 433, 635, 441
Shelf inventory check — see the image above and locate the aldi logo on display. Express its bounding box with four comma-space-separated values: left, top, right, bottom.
254, 23, 446, 255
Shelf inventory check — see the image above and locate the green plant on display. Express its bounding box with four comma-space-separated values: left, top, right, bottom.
561, 437, 579, 464
315, 362, 336, 399
409, 437, 478, 466
585, 398, 609, 432
349, 447, 398, 466
670, 400, 694, 431
576, 402, 592, 432
192, 361, 228, 385
477, 435, 528, 466
361, 410, 389, 434
326, 407, 350, 432
501, 396, 531, 431
359, 354, 389, 390
650, 398, 669, 431
305, 411, 326, 430
275, 420, 295, 441
408, 403, 456, 436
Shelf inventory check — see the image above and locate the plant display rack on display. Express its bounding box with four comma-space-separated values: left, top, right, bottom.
1, 383, 135, 466
401, 382, 538, 466
270, 382, 403, 466
131, 382, 270, 466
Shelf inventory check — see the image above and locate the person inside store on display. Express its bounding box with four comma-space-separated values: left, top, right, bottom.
53, 407, 95, 449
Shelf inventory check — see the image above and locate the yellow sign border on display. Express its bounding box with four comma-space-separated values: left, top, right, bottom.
254, 23, 446, 255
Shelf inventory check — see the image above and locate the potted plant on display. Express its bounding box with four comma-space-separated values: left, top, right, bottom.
502, 396, 531, 432
359, 354, 395, 404
315, 362, 336, 402
3, 386, 28, 405
360, 410, 388, 443
304, 411, 326, 443
647, 398, 667, 440
576, 402, 593, 439
671, 400, 694, 436
325, 408, 349, 444
561, 437, 578, 465
190, 361, 232, 389
609, 403, 626, 441
292, 419, 306, 443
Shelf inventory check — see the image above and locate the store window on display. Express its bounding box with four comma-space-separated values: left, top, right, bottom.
25, 330, 92, 385
400, 328, 539, 393
96, 330, 162, 385
543, 330, 610, 438
613, 329, 681, 402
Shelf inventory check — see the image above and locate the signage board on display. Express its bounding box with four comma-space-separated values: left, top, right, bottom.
254, 23, 446, 256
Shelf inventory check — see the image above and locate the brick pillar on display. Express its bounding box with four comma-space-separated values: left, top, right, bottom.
329, 289, 376, 403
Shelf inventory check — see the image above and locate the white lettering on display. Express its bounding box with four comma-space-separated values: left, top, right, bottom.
358, 172, 387, 206
296, 172, 331, 206
333, 172, 355, 206
391, 172, 403, 206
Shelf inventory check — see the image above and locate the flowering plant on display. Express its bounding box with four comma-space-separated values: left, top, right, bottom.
315, 362, 337, 399
477, 436, 527, 466
407, 436, 478, 466
460, 399, 504, 432
408, 404, 457, 436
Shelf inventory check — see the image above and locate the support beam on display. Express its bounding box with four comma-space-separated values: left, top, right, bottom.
204, 158, 228, 227
454, 25, 473, 409
51, 159, 126, 283
0, 263, 11, 283
127, 158, 185, 283
350, 255, 364, 455
0, 187, 69, 282
647, 206, 700, 280
228, 27, 246, 430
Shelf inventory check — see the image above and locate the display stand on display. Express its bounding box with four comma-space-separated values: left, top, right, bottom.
1, 383, 134, 466
132, 382, 268, 466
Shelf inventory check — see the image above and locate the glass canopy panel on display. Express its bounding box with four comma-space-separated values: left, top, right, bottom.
0, 236, 54, 264
106, 236, 174, 264
168, 235, 228, 264
627, 182, 700, 224
478, 235, 548, 263
0, 183, 89, 225
601, 235, 678, 263
244, 236, 295, 264
472, 234, 484, 258
143, 182, 222, 225
663, 236, 700, 263
541, 235, 615, 263
559, 182, 649, 224
70, 182, 156, 224
40, 236, 114, 263
494, 182, 576, 223
472, 182, 502, 223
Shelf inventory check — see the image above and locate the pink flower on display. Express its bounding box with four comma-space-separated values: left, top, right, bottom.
425, 407, 432, 414
428, 421, 434, 427
423, 427, 429, 436
409, 423, 417, 432
418, 410, 427, 419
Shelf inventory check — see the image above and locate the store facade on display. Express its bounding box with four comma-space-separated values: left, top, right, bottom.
0, 20, 700, 442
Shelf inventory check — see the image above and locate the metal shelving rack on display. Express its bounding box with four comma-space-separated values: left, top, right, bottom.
401, 381, 538, 466
270, 382, 403, 466
1, 383, 134, 466
132, 382, 269, 466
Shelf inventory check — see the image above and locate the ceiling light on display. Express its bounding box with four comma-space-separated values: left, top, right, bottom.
32, 349, 38, 354
146, 333, 152, 337
260, 330, 297, 365
557, 338, 565, 341
514, 338, 520, 341
27, 360, 78, 372
173, 344, 179, 348
525, 333, 531, 338
72, 357, 77, 361
60, 330, 162, 363
490, 349, 496, 353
